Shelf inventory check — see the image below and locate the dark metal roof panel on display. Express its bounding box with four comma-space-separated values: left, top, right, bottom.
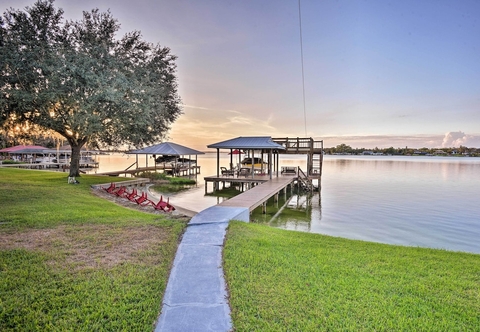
128, 142, 205, 155
207, 136, 285, 150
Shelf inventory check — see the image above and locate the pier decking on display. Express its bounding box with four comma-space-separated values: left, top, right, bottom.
219, 176, 295, 212
203, 173, 298, 215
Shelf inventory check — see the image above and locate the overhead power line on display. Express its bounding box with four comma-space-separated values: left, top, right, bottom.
298, 0, 307, 136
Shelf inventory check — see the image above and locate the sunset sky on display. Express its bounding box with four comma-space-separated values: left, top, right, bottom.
3, 0, 480, 149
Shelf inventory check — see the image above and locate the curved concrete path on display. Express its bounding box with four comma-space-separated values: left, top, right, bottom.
154, 205, 249, 332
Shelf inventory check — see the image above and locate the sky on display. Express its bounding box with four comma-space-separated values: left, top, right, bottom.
2, 0, 480, 149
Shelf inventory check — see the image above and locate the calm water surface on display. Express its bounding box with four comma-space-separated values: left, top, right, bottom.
91, 154, 480, 254
314, 156, 480, 254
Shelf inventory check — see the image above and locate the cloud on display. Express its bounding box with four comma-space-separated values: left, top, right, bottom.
441, 131, 480, 148
180, 104, 240, 114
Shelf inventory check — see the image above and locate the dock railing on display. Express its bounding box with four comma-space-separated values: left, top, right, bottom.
125, 162, 136, 171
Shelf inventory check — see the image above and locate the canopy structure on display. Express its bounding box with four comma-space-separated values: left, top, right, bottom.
0, 145, 47, 153
0, 145, 50, 163
207, 136, 285, 150
129, 142, 204, 156
128, 142, 204, 175
207, 136, 285, 179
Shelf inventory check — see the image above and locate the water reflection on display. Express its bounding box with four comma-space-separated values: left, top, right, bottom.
319, 156, 480, 254
251, 190, 320, 233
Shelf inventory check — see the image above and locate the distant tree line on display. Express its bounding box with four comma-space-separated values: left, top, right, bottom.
325, 144, 480, 157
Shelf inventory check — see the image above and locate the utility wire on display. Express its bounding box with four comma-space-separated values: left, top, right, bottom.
298, 0, 307, 136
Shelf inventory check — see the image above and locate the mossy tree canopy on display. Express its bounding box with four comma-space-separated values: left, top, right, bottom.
0, 0, 182, 176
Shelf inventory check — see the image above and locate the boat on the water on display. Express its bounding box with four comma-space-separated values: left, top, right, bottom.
241, 157, 267, 169
155, 155, 176, 164
155, 155, 197, 165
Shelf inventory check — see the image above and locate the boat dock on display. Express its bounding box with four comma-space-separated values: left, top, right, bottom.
157, 136, 324, 331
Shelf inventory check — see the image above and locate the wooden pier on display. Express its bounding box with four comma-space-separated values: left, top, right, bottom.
204, 173, 297, 214
219, 176, 295, 213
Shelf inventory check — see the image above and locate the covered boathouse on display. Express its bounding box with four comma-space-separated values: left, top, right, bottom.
204, 136, 323, 194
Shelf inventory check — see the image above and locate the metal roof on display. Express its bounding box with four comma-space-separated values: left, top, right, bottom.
207, 136, 285, 150
128, 142, 205, 155
0, 145, 47, 153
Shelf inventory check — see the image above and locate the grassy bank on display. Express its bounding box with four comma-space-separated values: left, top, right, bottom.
224, 222, 480, 331
0, 169, 187, 331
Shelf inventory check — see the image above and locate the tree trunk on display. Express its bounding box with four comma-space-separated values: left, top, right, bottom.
69, 143, 83, 177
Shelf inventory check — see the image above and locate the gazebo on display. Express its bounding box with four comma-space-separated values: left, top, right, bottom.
0, 145, 52, 163
207, 136, 285, 179
0, 145, 47, 153
128, 142, 204, 176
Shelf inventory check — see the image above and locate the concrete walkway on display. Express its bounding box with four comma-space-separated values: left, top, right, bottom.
154, 205, 249, 332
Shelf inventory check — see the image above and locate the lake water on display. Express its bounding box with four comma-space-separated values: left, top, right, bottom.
89, 153, 480, 254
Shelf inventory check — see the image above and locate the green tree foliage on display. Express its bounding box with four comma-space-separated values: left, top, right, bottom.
0, 0, 182, 176
333, 143, 353, 154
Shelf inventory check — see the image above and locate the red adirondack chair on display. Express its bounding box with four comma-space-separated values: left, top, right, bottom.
103, 182, 116, 193
114, 186, 127, 197
153, 196, 168, 211
135, 192, 154, 206
164, 199, 176, 212
125, 188, 140, 201
153, 196, 175, 212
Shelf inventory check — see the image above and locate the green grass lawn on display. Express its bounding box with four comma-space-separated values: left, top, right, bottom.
224, 221, 480, 331
0, 168, 187, 331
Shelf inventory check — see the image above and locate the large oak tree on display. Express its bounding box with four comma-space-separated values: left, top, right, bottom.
0, 0, 182, 176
